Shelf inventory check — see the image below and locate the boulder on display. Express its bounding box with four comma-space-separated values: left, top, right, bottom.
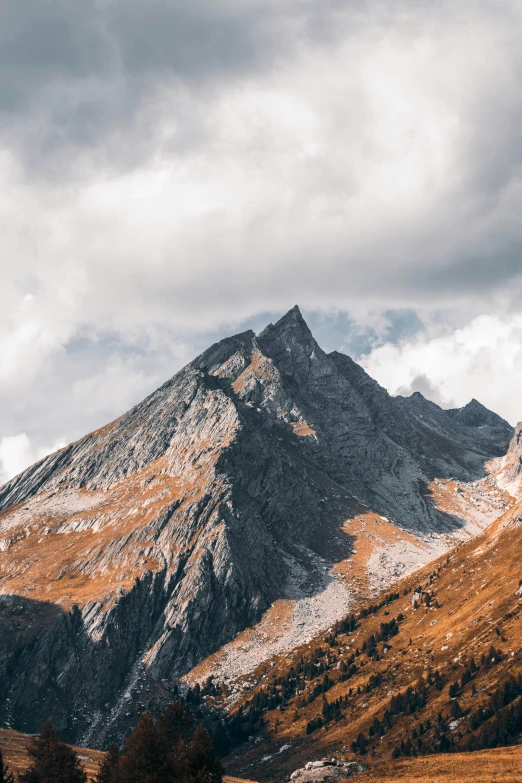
289, 761, 364, 782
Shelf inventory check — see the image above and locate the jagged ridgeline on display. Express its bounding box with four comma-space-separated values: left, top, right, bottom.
0, 307, 513, 745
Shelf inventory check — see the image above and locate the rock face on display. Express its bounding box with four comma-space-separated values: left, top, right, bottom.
497, 422, 522, 492
0, 307, 513, 745
290, 760, 364, 781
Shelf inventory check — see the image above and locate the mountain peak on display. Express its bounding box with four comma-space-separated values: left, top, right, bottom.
447, 397, 512, 432
278, 303, 305, 323
0, 306, 516, 748
259, 305, 310, 337
464, 398, 484, 410
258, 305, 326, 377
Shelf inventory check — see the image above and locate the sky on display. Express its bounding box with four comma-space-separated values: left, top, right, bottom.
2, 0, 522, 483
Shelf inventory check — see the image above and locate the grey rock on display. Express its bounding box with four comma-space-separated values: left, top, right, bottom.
290, 761, 364, 781
0, 306, 512, 745
498, 422, 522, 487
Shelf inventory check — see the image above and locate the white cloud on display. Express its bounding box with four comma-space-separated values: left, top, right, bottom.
0, 433, 65, 484
1, 2, 522, 453
72, 356, 162, 419
395, 373, 455, 409
360, 314, 522, 425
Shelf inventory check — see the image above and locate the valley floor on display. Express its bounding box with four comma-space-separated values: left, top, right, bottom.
3, 724, 522, 783
360, 744, 522, 782
0, 727, 104, 780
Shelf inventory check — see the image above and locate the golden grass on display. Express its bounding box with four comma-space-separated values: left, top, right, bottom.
222, 487, 522, 779
290, 422, 316, 438
0, 728, 104, 781
361, 745, 522, 782
0, 727, 256, 783
0, 452, 216, 609
224, 777, 259, 783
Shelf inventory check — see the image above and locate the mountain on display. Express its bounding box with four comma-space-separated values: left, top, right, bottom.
495, 422, 522, 494
398, 393, 513, 455
222, 466, 522, 781
0, 307, 513, 746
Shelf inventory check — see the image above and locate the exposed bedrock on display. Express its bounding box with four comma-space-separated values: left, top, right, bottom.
0, 306, 513, 744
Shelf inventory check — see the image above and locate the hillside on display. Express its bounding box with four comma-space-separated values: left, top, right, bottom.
0, 726, 253, 783
3, 725, 522, 783
0, 306, 513, 747
0, 727, 104, 780
218, 461, 522, 781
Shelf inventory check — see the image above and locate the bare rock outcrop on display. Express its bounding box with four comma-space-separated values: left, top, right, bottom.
290, 760, 364, 781
0, 306, 513, 745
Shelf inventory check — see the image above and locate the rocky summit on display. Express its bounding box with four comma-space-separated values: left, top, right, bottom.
0, 307, 513, 746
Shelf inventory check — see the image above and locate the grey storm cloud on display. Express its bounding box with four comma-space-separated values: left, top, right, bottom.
0, 0, 283, 174
2, 0, 522, 477
0, 0, 459, 175
1, 0, 372, 176
0, 0, 269, 93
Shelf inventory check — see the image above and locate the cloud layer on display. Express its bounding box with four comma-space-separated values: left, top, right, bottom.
362, 314, 522, 426
2, 0, 522, 477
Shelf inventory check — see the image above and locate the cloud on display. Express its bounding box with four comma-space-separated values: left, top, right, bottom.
72, 355, 164, 421
0, 0, 339, 178
1, 0, 522, 464
395, 374, 455, 409
2, 0, 522, 315
360, 314, 522, 425
0, 433, 65, 483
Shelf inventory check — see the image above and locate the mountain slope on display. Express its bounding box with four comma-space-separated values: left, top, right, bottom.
221, 449, 522, 781
0, 307, 513, 745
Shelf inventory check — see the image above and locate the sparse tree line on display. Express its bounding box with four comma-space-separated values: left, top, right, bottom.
384, 650, 512, 759
237, 609, 405, 737
290, 604, 509, 759
0, 701, 223, 783
229, 553, 520, 760
229, 592, 407, 735
228, 550, 522, 761
224, 550, 521, 762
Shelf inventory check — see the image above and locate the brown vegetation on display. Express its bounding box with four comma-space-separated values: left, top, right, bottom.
220, 495, 522, 780
360, 745, 522, 782
0, 728, 103, 781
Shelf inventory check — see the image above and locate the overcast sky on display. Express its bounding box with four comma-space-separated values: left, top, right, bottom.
2, 0, 522, 482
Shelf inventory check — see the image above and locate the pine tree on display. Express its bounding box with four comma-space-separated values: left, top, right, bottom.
449, 681, 460, 697
322, 697, 329, 720
450, 699, 463, 719
19, 721, 87, 783
157, 701, 193, 752
0, 750, 15, 783
95, 744, 120, 783
187, 725, 223, 783
118, 713, 170, 783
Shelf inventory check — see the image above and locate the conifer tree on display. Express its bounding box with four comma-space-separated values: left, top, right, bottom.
95, 744, 120, 783
0, 750, 14, 783
322, 697, 329, 720
157, 701, 193, 752
187, 724, 223, 783
118, 713, 170, 783
19, 721, 87, 783
450, 699, 463, 719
